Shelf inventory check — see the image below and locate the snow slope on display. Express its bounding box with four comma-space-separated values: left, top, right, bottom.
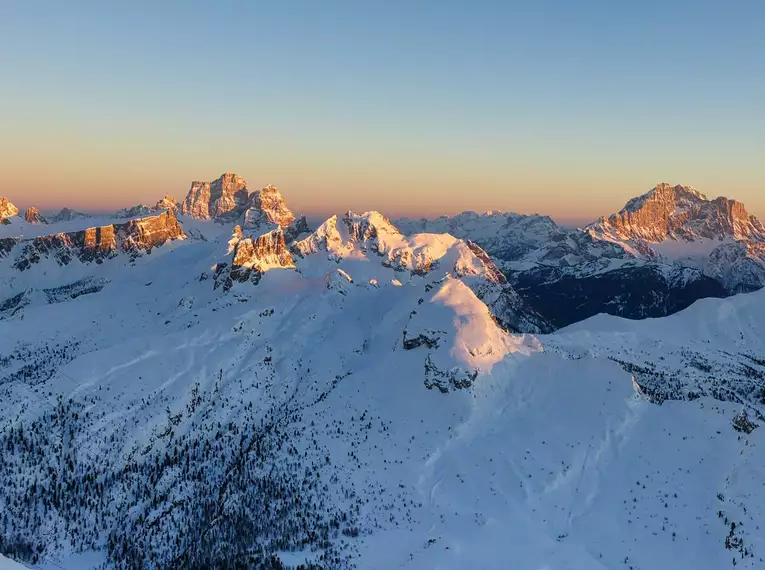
0, 555, 28, 569
1, 191, 764, 569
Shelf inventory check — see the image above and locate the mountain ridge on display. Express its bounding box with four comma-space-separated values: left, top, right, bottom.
1, 178, 763, 328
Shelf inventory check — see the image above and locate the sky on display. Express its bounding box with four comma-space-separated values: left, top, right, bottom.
1, 1, 763, 224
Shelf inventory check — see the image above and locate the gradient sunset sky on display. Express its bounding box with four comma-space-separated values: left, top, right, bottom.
1, 1, 763, 223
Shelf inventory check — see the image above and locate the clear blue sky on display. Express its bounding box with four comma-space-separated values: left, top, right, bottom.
1, 0, 763, 222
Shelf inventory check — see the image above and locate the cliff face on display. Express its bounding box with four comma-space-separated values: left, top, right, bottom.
24, 207, 47, 224
0, 238, 19, 257
181, 174, 300, 236
584, 183, 765, 292
588, 183, 765, 243
181, 173, 250, 220
241, 185, 296, 230
154, 195, 178, 213
215, 227, 295, 290
11, 210, 185, 271
118, 210, 185, 253
0, 198, 19, 222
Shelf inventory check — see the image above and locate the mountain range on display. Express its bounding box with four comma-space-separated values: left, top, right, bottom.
1, 174, 763, 570
397, 182, 765, 327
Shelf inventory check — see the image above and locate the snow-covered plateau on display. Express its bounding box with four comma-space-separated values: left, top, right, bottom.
1, 176, 763, 569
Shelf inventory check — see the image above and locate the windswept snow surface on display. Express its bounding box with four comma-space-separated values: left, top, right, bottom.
0, 554, 29, 569
1, 215, 764, 569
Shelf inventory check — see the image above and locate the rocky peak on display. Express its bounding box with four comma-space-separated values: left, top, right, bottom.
241, 185, 296, 231
291, 211, 402, 259
154, 195, 178, 213
215, 227, 295, 290
117, 195, 179, 219
181, 172, 251, 220
588, 183, 765, 243
0, 198, 19, 222
116, 204, 153, 218
49, 207, 90, 223
622, 183, 706, 213
289, 212, 552, 333
342, 210, 401, 243
24, 207, 47, 224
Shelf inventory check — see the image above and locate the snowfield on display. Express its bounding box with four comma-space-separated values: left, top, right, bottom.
1, 202, 764, 569
0, 554, 28, 569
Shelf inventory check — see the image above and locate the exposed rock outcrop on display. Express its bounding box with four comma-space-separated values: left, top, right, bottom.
181, 174, 302, 236
24, 207, 47, 224
11, 210, 185, 271
241, 185, 295, 230
396, 184, 765, 327
0, 277, 109, 320
283, 215, 311, 243
0, 198, 19, 223
588, 183, 765, 243
154, 195, 178, 213
181, 173, 251, 220
587, 183, 765, 292
0, 238, 19, 257
324, 268, 354, 295
215, 227, 295, 290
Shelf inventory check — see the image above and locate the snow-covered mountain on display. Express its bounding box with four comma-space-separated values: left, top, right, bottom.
286, 210, 552, 333
587, 183, 765, 292
396, 210, 725, 327
115, 195, 179, 219
397, 183, 764, 327
1, 178, 764, 570
47, 207, 92, 223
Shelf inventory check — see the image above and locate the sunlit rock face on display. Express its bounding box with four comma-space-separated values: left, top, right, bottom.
241, 185, 296, 231
11, 210, 185, 271
588, 183, 765, 243
181, 172, 299, 238
181, 172, 251, 220
117, 209, 186, 253
215, 227, 295, 290
153, 195, 178, 213
395, 183, 764, 327
0, 198, 19, 223
586, 183, 765, 292
24, 207, 47, 224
